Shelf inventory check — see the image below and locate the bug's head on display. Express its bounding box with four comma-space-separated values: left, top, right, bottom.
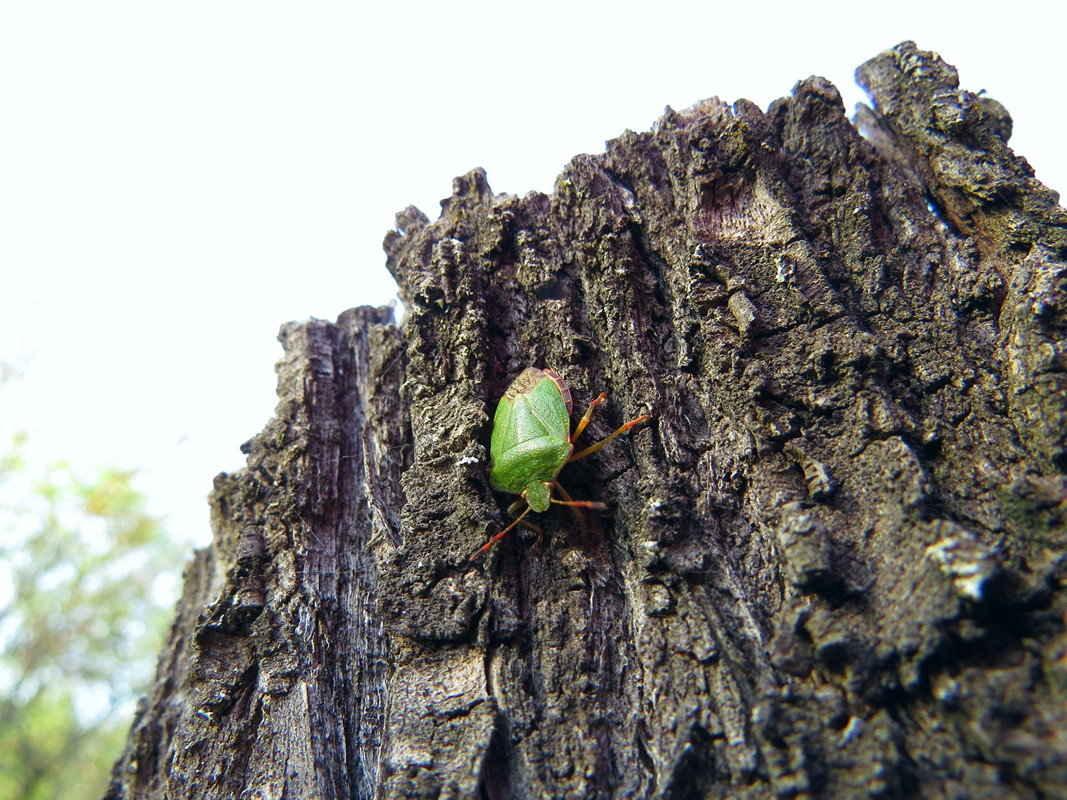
522, 482, 552, 513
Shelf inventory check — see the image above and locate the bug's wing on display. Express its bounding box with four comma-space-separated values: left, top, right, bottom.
490, 393, 556, 461
489, 376, 573, 496
490, 373, 570, 461
490, 435, 572, 496
490, 395, 519, 464
521, 376, 571, 442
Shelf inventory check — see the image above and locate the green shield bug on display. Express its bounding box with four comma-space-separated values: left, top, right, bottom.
471, 367, 650, 560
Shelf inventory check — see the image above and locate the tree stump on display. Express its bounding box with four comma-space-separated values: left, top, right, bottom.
106, 42, 1067, 799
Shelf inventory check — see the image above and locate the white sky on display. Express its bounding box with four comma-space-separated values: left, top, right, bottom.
1, 2, 1062, 548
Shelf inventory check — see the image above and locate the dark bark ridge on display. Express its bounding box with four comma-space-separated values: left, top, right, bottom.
107, 42, 1067, 799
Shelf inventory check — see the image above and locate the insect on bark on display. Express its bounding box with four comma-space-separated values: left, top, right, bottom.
471, 367, 650, 560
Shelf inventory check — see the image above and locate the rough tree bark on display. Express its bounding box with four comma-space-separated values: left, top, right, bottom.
106, 42, 1067, 799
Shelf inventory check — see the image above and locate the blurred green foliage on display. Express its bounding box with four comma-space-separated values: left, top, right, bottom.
0, 431, 184, 800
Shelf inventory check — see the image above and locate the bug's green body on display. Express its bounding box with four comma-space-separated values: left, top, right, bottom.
472, 366, 649, 560
489, 368, 573, 512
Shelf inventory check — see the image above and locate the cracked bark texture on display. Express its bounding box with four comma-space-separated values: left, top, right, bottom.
106, 42, 1067, 800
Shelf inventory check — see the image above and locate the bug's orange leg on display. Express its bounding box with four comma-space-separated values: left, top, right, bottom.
521, 519, 545, 548
550, 498, 609, 510
505, 497, 543, 542
552, 481, 606, 535
567, 415, 651, 463
552, 481, 586, 526
552, 481, 607, 524
470, 503, 534, 561
572, 393, 606, 440
550, 497, 606, 544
